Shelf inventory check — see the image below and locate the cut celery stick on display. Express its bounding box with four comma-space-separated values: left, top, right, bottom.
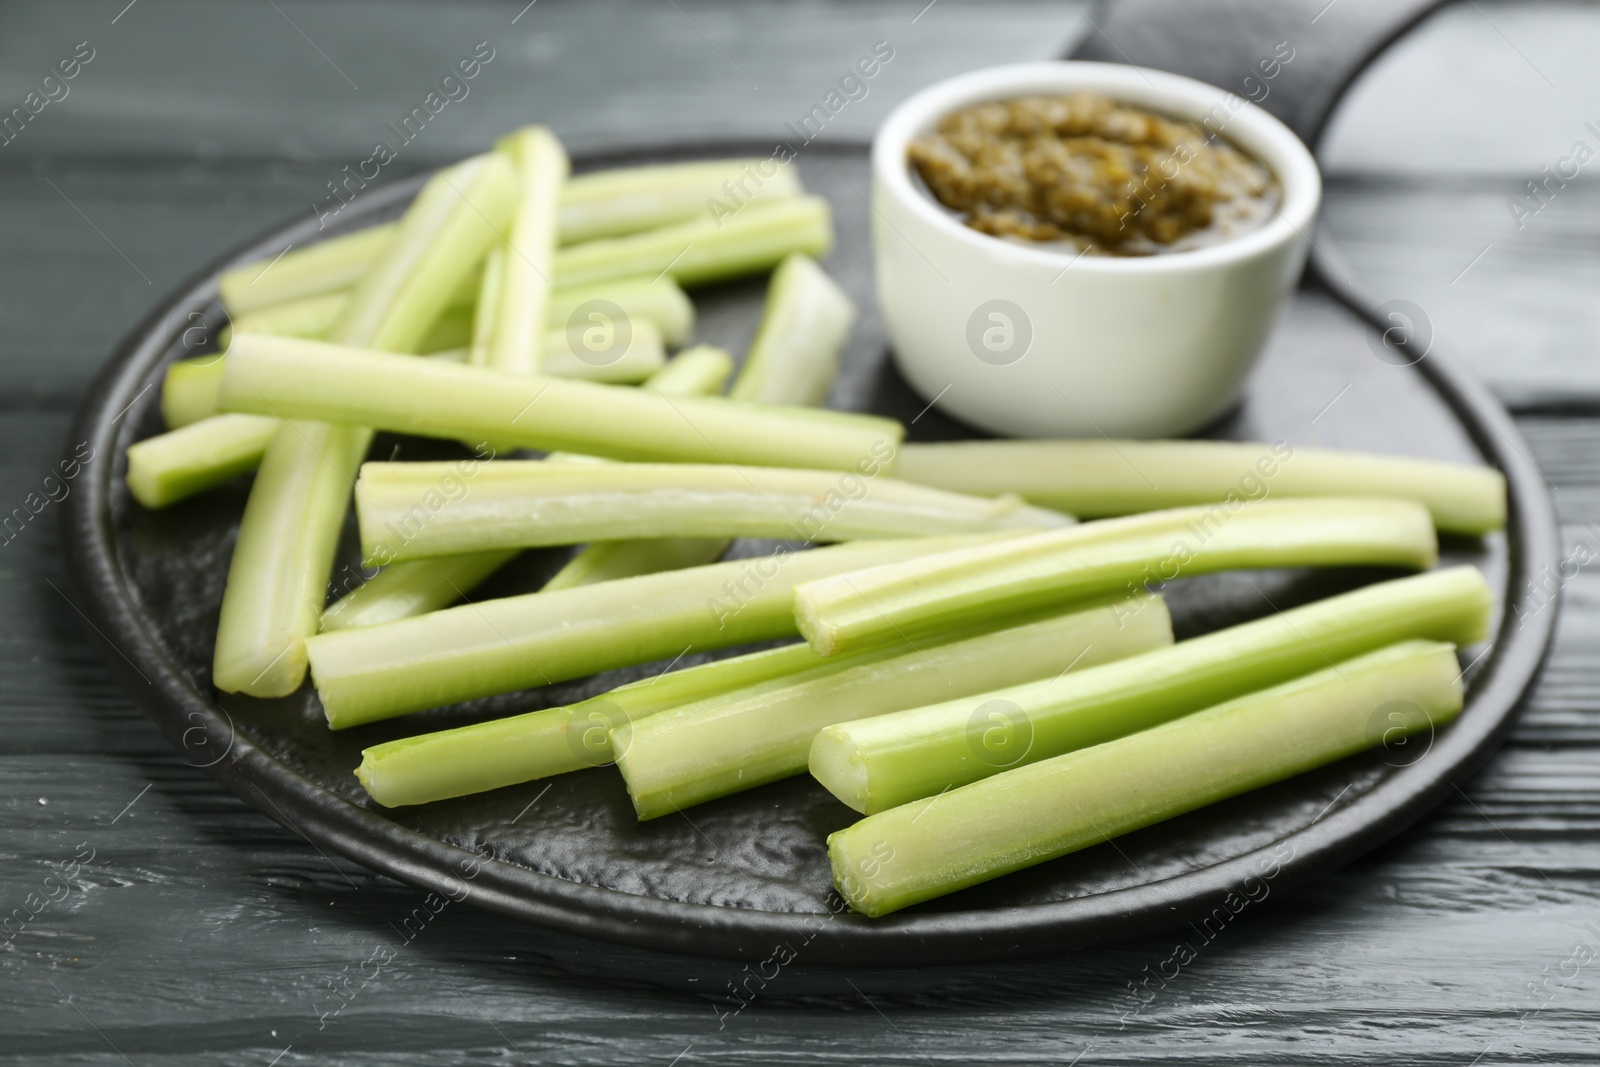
354, 460, 1068, 563
226, 292, 348, 346
133, 329, 647, 511
218, 333, 904, 472
218, 160, 803, 315
357, 639, 828, 807
557, 157, 802, 245
125, 413, 280, 508
794, 497, 1439, 657
306, 533, 1026, 728
728, 254, 854, 406
615, 596, 1173, 819
161, 355, 226, 429
539, 318, 665, 384
212, 153, 520, 697
486, 126, 569, 374
467, 244, 505, 367
638, 344, 732, 396
547, 275, 695, 348
895, 439, 1507, 537
554, 196, 832, 290
830, 639, 1464, 916
539, 538, 732, 592
222, 273, 692, 353
217, 224, 398, 317
319, 549, 519, 633
808, 565, 1492, 814
176, 315, 667, 434
320, 348, 732, 631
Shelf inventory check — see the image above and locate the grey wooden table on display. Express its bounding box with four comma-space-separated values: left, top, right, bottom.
4, 2, 1599, 1063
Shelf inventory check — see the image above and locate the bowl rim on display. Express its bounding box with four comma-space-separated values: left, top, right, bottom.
871, 60, 1324, 274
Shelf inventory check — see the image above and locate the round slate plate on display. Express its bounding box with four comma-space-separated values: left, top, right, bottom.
61, 142, 1559, 965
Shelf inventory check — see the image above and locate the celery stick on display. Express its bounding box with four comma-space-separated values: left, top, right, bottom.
134, 336, 661, 509
547, 275, 695, 348
794, 498, 1439, 657
213, 153, 520, 696
486, 126, 569, 374
637, 344, 732, 396
357, 639, 828, 807
223, 273, 692, 354
540, 538, 729, 592
125, 413, 280, 508
184, 309, 669, 432
227, 291, 349, 346
554, 196, 832, 290
539, 319, 665, 384
808, 565, 1491, 814
830, 639, 1463, 915
729, 254, 855, 406
896, 440, 1507, 537
355, 460, 1068, 563
466, 244, 505, 367
319, 549, 519, 633
218, 160, 803, 315
161, 356, 226, 429
306, 533, 1025, 728
320, 349, 732, 630
217, 224, 398, 317
218, 333, 904, 472
616, 596, 1173, 819
558, 158, 802, 245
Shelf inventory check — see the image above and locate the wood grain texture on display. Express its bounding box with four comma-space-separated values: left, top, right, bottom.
2, 1, 1598, 1063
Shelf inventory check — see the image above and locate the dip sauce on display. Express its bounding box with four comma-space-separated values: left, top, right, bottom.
908, 93, 1277, 256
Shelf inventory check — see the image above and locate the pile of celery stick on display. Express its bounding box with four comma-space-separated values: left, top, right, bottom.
126, 125, 1508, 916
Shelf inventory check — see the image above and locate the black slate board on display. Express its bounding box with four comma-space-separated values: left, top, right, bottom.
60, 142, 1560, 965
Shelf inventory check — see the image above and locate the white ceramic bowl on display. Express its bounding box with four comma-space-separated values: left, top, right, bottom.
872, 61, 1322, 438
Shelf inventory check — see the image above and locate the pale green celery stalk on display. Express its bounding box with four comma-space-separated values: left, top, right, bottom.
808, 565, 1491, 815
554, 196, 832, 290
539, 537, 734, 592
184, 308, 668, 431
217, 224, 398, 317
212, 152, 520, 697
615, 596, 1173, 819
161, 356, 226, 429
487, 126, 569, 374
218, 333, 904, 471
895, 439, 1507, 537
794, 497, 1439, 658
355, 460, 1068, 563
320, 348, 732, 631
831, 640, 1463, 916
226, 292, 348, 346
539, 319, 664, 384
223, 272, 693, 356
557, 157, 802, 244
466, 244, 506, 367
637, 344, 732, 395
134, 337, 660, 510
125, 414, 281, 508
545, 275, 695, 347
357, 639, 828, 807
306, 532, 1025, 728
728, 254, 855, 405
319, 549, 519, 633
217, 161, 801, 316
